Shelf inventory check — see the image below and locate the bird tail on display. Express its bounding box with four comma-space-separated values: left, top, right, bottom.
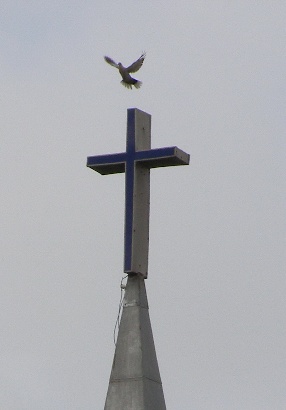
121, 80, 142, 89
133, 80, 142, 89
121, 80, 132, 89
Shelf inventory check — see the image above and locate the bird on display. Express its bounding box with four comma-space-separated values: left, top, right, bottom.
104, 52, 146, 89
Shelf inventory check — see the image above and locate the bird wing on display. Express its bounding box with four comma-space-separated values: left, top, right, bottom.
126, 52, 146, 73
104, 56, 119, 68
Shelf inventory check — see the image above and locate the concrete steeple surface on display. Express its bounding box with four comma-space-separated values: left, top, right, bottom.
104, 274, 166, 410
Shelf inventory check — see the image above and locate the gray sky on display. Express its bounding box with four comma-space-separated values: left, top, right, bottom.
1, 1, 286, 409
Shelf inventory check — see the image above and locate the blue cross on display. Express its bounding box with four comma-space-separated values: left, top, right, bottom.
87, 108, 190, 278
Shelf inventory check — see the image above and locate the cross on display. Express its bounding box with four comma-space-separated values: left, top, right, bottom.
87, 108, 190, 278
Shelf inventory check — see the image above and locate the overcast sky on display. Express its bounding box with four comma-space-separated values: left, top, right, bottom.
1, 1, 286, 409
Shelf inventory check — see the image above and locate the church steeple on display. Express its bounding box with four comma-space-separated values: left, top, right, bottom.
87, 108, 189, 408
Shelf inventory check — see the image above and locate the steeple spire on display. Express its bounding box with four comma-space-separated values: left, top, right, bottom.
104, 274, 166, 409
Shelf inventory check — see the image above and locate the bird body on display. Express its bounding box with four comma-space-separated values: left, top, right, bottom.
104, 53, 146, 89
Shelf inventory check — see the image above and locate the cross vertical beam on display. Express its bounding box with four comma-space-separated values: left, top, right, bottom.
125, 109, 151, 276
87, 108, 190, 278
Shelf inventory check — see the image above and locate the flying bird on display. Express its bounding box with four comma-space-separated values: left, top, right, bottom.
104, 52, 146, 89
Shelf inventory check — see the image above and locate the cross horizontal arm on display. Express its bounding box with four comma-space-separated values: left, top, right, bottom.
87, 146, 189, 175
87, 152, 126, 175
135, 146, 190, 168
